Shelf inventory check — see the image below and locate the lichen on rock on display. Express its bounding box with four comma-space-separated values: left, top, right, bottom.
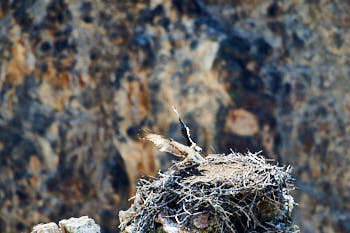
31, 216, 100, 233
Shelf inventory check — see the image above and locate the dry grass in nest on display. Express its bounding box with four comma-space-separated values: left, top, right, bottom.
119, 151, 299, 232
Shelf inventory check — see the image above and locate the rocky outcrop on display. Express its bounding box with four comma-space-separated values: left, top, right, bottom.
0, 0, 349, 233
32, 216, 100, 233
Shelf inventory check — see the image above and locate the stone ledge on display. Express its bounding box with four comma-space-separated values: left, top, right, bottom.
31, 216, 100, 233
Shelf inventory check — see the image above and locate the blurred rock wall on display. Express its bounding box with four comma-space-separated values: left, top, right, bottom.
0, 0, 349, 232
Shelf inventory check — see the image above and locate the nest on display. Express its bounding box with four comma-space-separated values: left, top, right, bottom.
119, 151, 299, 233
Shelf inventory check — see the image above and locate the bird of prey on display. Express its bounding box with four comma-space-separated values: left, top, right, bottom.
143, 107, 205, 163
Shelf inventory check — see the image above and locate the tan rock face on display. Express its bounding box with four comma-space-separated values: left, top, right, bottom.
225, 108, 259, 136
0, 0, 349, 233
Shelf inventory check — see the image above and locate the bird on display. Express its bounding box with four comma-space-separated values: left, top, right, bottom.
142, 106, 205, 163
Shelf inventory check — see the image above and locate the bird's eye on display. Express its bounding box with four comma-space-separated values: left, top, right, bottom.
194, 146, 202, 152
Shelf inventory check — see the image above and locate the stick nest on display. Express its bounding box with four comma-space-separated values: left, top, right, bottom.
119, 151, 299, 232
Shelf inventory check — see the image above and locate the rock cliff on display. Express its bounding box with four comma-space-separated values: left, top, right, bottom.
0, 0, 349, 232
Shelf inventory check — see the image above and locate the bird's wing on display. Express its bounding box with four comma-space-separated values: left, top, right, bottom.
144, 133, 190, 158
172, 106, 194, 146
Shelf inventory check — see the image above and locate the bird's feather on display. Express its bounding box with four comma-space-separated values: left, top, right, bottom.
144, 133, 190, 158
172, 106, 195, 147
